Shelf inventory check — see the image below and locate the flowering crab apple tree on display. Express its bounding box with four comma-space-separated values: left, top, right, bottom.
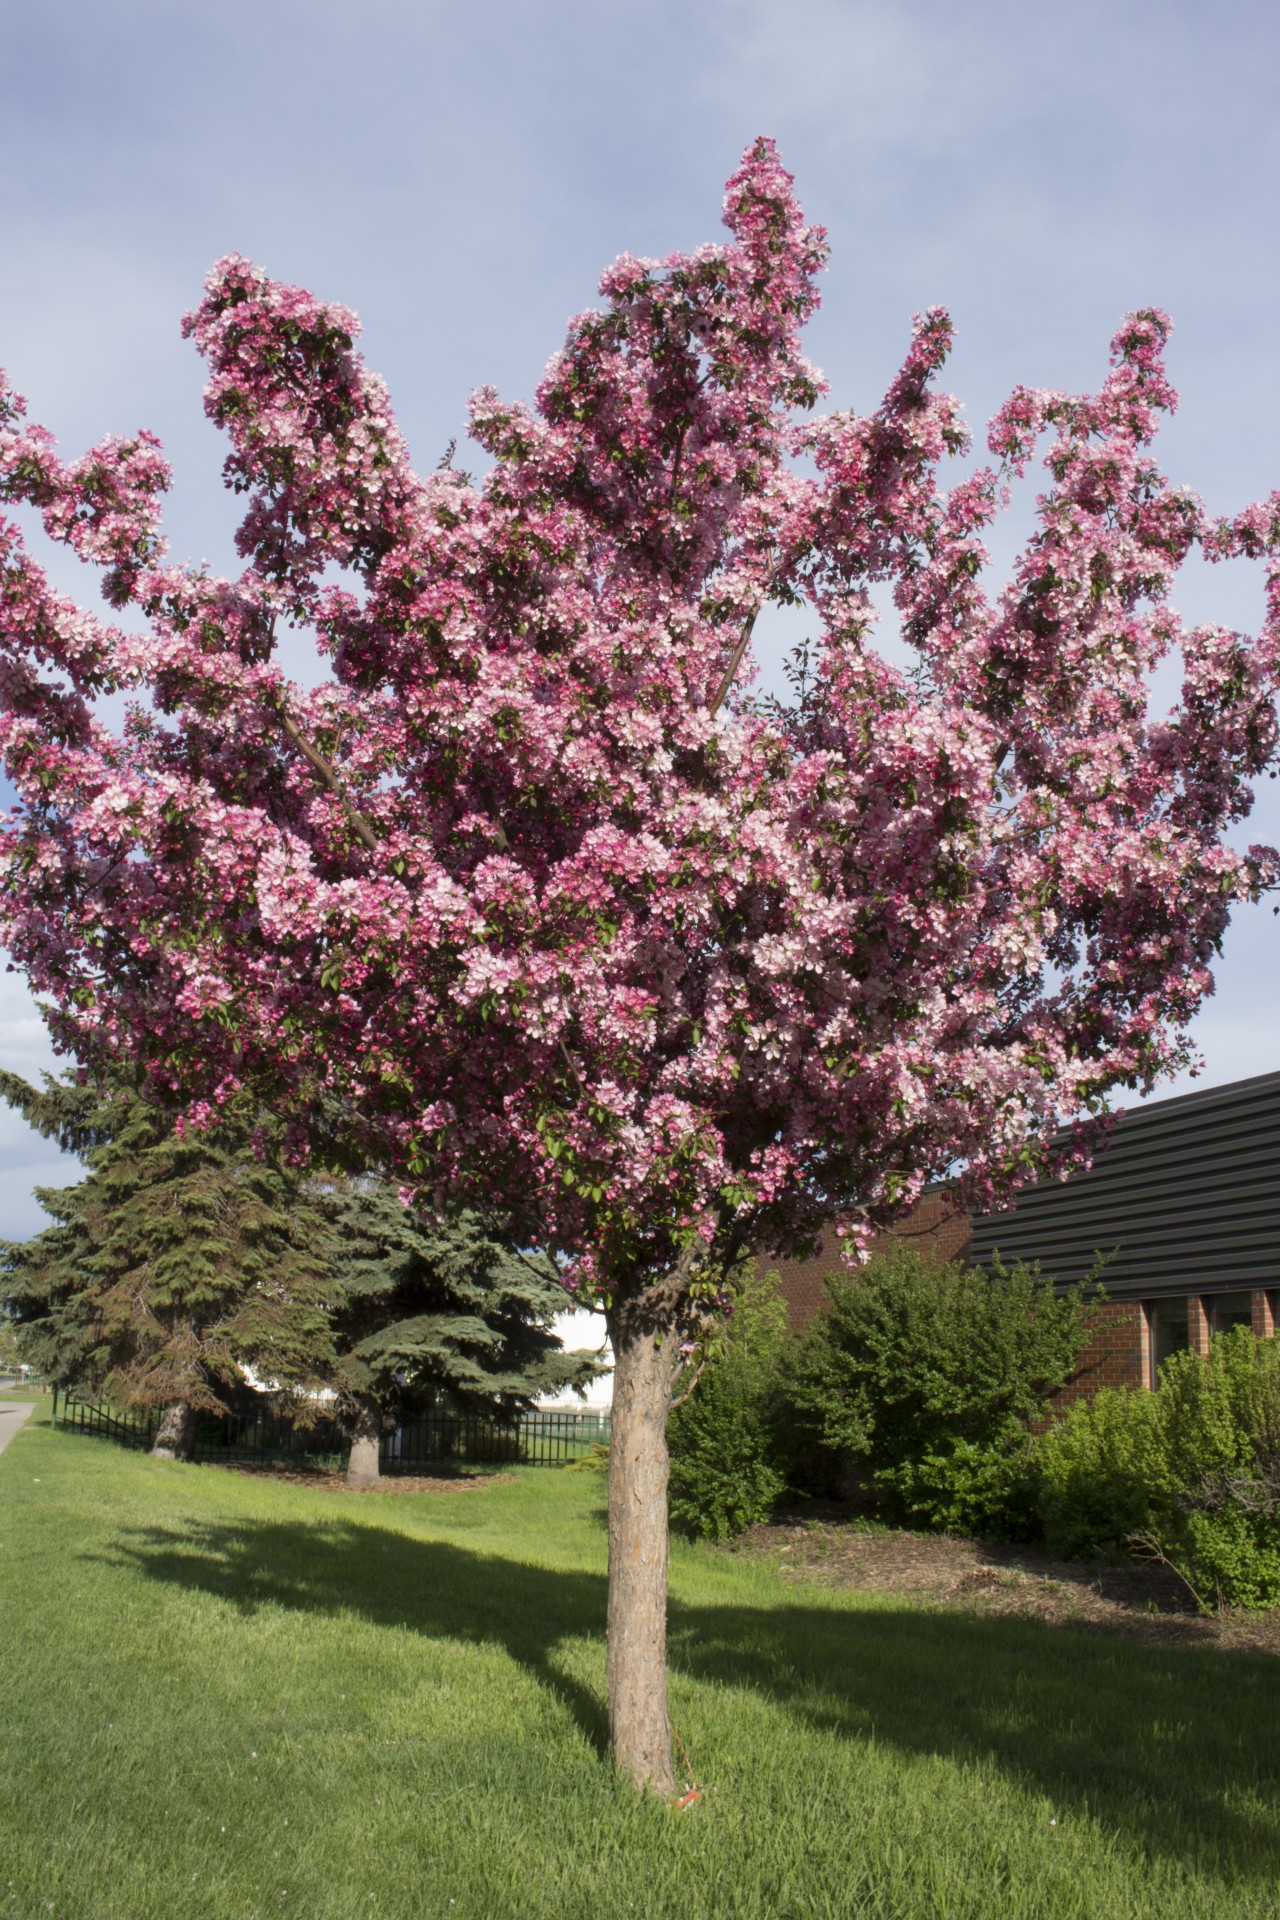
1, 138, 1279, 1793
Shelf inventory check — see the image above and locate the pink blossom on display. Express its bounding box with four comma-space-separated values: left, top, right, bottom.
0, 138, 1275, 1305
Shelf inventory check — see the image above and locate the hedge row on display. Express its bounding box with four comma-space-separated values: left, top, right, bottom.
668, 1247, 1280, 1609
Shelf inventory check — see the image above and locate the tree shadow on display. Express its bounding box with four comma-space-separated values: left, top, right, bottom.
91, 1512, 614, 1759
100, 1512, 1280, 1883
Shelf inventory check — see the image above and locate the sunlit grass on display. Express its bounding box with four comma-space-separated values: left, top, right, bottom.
2, 1406, 1278, 1919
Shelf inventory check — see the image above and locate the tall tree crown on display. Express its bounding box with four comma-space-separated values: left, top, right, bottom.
0, 139, 1277, 1294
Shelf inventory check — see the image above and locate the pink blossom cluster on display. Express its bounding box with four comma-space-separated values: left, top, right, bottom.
0, 138, 1276, 1299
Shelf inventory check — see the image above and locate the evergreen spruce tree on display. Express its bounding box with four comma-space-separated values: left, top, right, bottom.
316, 1179, 603, 1485
0, 1071, 336, 1458
0, 1306, 21, 1379
1, 1071, 603, 1478
0, 1071, 117, 1395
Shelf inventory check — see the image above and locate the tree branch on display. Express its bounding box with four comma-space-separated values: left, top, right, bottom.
668, 1353, 706, 1411
708, 609, 759, 717
274, 704, 379, 854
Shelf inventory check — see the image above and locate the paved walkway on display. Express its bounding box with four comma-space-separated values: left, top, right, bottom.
0, 1400, 35, 1456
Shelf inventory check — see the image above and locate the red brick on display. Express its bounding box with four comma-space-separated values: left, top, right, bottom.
767, 1193, 972, 1331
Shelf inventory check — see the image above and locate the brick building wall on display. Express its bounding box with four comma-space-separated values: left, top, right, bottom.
768, 1072, 1280, 1399
769, 1191, 972, 1331
1054, 1299, 1146, 1405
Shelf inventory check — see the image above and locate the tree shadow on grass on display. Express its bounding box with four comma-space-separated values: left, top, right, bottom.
101, 1512, 1280, 1885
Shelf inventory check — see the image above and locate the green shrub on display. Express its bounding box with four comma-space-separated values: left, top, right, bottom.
1176, 1501, 1280, 1610
1033, 1327, 1280, 1607
563, 1439, 610, 1475
1034, 1386, 1164, 1558
668, 1268, 789, 1541
887, 1430, 1039, 1536
1157, 1324, 1280, 1482
1152, 1329, 1280, 1607
782, 1243, 1095, 1534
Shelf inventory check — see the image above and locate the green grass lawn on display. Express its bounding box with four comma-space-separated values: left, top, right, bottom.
2, 1409, 1279, 1920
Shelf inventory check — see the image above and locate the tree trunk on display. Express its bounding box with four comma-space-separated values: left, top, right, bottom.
151, 1399, 196, 1461
605, 1287, 678, 1798
346, 1394, 382, 1488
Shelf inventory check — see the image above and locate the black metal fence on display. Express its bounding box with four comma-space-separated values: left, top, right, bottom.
392, 1407, 610, 1468
55, 1392, 159, 1450
50, 1390, 609, 1471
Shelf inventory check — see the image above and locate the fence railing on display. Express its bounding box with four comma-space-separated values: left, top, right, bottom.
55, 1392, 159, 1451
50, 1390, 609, 1470
391, 1406, 610, 1467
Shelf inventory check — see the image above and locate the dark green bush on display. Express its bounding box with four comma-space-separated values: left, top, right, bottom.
782, 1243, 1094, 1533
668, 1269, 789, 1542
1033, 1326, 1280, 1607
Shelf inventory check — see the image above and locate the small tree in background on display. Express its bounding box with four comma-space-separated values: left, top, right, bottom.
317, 1178, 603, 1485
0, 1071, 335, 1457
0, 1068, 600, 1473
785, 1244, 1095, 1533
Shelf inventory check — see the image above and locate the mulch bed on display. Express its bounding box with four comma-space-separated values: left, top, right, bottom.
227, 1464, 513, 1495
734, 1510, 1280, 1656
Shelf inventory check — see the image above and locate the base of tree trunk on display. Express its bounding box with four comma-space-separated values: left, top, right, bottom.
151, 1399, 196, 1461
346, 1396, 382, 1488
606, 1290, 677, 1798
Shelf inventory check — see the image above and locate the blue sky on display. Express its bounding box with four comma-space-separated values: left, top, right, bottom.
1, 0, 1278, 1236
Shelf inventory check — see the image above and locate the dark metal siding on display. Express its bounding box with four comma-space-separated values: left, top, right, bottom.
967, 1072, 1280, 1299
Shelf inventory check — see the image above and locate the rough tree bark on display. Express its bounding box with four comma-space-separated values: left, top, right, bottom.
604, 1257, 713, 1799
150, 1399, 196, 1461
345, 1394, 382, 1488
605, 1284, 677, 1797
